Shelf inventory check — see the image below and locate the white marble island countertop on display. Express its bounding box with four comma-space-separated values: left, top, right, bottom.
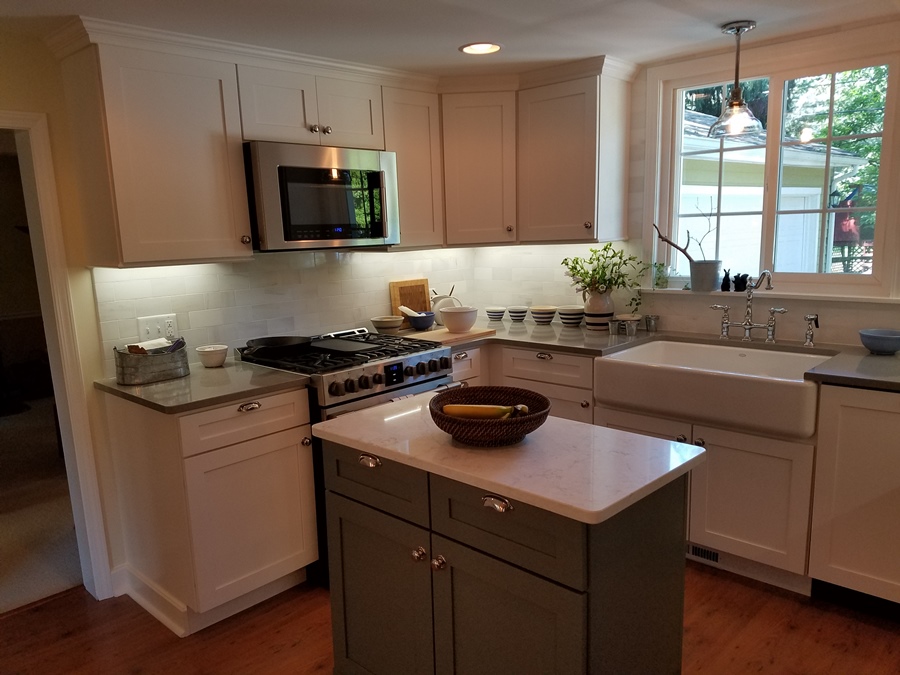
312, 392, 705, 525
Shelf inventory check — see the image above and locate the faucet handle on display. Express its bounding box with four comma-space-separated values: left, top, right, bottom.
710, 304, 730, 311
804, 313, 819, 328
769, 307, 787, 316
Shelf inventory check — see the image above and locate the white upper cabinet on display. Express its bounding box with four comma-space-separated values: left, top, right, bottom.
518, 74, 628, 243
442, 92, 517, 246
237, 64, 385, 150
60, 44, 253, 266
382, 87, 444, 247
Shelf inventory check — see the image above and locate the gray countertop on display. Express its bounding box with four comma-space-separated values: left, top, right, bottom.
94, 320, 900, 415
94, 358, 309, 414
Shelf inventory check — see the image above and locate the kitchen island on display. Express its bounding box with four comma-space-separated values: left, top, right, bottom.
312, 392, 705, 674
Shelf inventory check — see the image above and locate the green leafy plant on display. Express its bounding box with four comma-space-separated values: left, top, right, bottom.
652, 262, 670, 289
561, 244, 649, 305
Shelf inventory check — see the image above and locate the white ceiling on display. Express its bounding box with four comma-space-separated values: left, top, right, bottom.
3, 0, 900, 76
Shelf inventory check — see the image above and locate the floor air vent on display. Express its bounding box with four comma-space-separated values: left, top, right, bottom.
690, 545, 720, 563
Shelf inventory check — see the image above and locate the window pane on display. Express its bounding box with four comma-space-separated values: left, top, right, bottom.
834, 66, 887, 135
775, 213, 822, 273
831, 137, 881, 208
783, 74, 832, 141
721, 149, 765, 212
719, 215, 762, 276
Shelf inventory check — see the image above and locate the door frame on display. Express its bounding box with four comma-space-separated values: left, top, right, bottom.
6, 110, 112, 599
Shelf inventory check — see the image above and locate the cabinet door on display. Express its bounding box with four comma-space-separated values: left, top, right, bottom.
315, 77, 385, 149
383, 87, 444, 247
442, 92, 517, 245
594, 406, 691, 441
236, 64, 320, 143
451, 347, 481, 383
97, 45, 252, 263
501, 375, 592, 423
517, 77, 599, 243
183, 426, 317, 612
689, 425, 813, 574
431, 535, 586, 675
809, 386, 900, 602
327, 492, 434, 675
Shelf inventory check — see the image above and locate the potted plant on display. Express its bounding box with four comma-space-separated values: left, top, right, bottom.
561, 244, 648, 330
651, 222, 722, 292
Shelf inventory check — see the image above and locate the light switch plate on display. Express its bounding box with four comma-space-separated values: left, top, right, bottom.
137, 314, 177, 341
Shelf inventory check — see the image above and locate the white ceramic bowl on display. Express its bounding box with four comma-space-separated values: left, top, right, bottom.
508, 305, 529, 322
196, 344, 228, 368
530, 305, 557, 325
371, 316, 403, 334
440, 306, 478, 333
558, 305, 585, 327
485, 306, 506, 321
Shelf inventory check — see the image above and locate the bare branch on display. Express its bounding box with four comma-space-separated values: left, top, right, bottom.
652, 223, 694, 263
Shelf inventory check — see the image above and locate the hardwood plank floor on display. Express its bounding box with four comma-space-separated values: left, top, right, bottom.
2, 561, 899, 674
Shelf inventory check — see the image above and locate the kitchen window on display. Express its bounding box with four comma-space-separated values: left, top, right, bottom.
650, 26, 900, 297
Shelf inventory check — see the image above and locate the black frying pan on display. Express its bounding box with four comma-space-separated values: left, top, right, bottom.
243, 335, 312, 357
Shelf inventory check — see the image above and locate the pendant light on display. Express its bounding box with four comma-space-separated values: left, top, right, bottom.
708, 20, 763, 138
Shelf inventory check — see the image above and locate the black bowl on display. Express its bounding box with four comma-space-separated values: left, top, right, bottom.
429, 386, 551, 447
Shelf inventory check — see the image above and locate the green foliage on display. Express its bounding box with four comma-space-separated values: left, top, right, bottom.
561, 244, 649, 302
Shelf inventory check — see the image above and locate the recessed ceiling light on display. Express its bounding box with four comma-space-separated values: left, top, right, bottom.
459, 42, 502, 55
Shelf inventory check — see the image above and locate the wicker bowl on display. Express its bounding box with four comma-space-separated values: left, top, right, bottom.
429, 386, 551, 447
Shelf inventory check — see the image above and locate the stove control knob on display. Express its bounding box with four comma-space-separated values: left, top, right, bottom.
358, 374, 371, 389
415, 362, 427, 375
373, 372, 384, 384
439, 356, 452, 370
344, 378, 357, 393
328, 381, 344, 397
428, 359, 439, 372
404, 366, 416, 377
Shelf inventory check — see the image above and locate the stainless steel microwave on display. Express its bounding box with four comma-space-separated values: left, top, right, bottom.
244, 141, 400, 251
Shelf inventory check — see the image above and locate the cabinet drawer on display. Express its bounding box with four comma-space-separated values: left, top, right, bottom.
451, 347, 481, 382
430, 474, 587, 590
501, 347, 592, 389
179, 389, 309, 457
323, 441, 430, 527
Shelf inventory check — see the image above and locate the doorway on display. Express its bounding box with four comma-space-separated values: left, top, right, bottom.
0, 129, 81, 613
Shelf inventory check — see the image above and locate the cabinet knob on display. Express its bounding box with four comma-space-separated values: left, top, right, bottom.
580, 400, 590, 408
675, 434, 688, 443
431, 555, 447, 571
301, 437, 312, 446
536, 352, 553, 360
240, 235, 251, 244
506, 226, 513, 232
237, 401, 262, 413
482, 495, 514, 513
584, 221, 592, 229
411, 546, 427, 562
357, 453, 382, 469
322, 125, 333, 135
693, 438, 706, 448
309, 124, 320, 133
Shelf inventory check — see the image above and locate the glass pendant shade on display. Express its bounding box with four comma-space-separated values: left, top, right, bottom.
708, 20, 762, 138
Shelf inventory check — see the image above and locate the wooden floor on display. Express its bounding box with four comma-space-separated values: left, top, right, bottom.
2, 562, 899, 674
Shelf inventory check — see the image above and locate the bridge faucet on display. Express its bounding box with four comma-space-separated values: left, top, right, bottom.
709, 270, 780, 341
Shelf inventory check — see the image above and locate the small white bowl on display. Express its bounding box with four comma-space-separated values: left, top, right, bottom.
485, 306, 506, 321
558, 305, 585, 327
371, 315, 403, 334
196, 344, 228, 368
508, 305, 529, 322
529, 306, 557, 325
440, 306, 478, 333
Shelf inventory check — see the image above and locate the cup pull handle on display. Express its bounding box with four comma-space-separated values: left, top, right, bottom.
237, 401, 262, 413
357, 453, 382, 469
482, 495, 513, 513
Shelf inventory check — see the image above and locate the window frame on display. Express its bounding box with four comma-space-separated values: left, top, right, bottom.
643, 23, 900, 298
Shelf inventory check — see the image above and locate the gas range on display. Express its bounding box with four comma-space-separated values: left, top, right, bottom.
237, 328, 453, 408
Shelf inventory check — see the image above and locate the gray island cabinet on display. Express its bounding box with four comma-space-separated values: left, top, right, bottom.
312, 394, 705, 675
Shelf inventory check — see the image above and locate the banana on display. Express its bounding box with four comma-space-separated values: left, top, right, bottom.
442, 404, 530, 419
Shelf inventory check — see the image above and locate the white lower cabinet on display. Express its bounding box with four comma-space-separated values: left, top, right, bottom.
809, 385, 900, 603
103, 388, 317, 634
497, 347, 593, 423
595, 406, 814, 575
451, 347, 483, 386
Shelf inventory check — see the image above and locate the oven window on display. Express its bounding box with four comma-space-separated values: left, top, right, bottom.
278, 166, 385, 240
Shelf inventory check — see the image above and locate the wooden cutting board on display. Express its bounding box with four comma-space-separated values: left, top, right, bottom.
418, 327, 496, 344
389, 278, 431, 328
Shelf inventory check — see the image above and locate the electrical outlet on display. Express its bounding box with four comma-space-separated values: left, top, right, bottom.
137, 314, 177, 341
